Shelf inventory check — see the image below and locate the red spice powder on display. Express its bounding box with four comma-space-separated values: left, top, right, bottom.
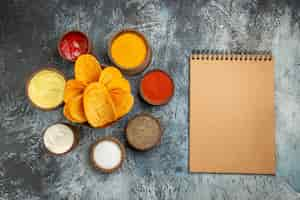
140, 70, 174, 105
59, 32, 89, 61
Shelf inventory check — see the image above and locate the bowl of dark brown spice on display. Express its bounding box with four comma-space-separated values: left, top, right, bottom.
125, 113, 162, 151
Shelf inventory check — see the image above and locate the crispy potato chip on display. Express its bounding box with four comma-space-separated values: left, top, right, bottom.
64, 79, 86, 103
75, 54, 102, 84
68, 95, 87, 123
110, 89, 134, 118
99, 66, 123, 85
83, 83, 116, 128
106, 78, 131, 93
103, 74, 133, 119
63, 104, 79, 123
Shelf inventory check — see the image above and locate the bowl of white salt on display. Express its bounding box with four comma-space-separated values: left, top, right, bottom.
90, 137, 125, 173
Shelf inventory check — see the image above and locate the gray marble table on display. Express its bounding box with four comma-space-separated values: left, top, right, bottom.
1, 0, 300, 199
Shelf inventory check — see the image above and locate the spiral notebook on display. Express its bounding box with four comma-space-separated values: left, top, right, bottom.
189, 51, 276, 174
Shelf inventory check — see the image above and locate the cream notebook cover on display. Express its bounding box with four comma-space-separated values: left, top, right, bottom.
189, 52, 276, 174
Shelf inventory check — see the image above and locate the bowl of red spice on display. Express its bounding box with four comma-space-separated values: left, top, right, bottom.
58, 31, 92, 62
139, 69, 174, 105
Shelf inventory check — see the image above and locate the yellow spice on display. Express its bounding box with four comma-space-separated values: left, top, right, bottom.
111, 32, 147, 68
28, 70, 66, 109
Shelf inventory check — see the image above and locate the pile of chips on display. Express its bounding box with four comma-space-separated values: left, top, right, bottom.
63, 54, 134, 128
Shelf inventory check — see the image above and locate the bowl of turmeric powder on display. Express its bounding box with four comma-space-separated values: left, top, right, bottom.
108, 29, 152, 75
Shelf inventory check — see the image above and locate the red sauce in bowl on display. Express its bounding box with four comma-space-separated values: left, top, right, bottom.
58, 31, 90, 62
140, 70, 174, 105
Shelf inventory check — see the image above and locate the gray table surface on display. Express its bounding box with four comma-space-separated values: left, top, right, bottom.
1, 0, 300, 199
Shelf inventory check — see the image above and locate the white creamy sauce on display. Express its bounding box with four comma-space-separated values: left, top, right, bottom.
43, 124, 74, 154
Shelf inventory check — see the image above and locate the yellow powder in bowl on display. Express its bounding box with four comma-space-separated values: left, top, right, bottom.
27, 69, 66, 109
111, 32, 147, 68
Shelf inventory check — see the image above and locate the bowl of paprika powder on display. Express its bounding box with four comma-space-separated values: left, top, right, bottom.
139, 69, 174, 105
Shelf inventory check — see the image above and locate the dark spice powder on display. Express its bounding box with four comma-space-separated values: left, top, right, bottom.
126, 114, 162, 151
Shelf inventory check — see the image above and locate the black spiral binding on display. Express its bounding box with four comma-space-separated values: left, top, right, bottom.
191, 50, 273, 61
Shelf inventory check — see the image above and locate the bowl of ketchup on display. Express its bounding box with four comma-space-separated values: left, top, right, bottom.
58, 31, 92, 62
